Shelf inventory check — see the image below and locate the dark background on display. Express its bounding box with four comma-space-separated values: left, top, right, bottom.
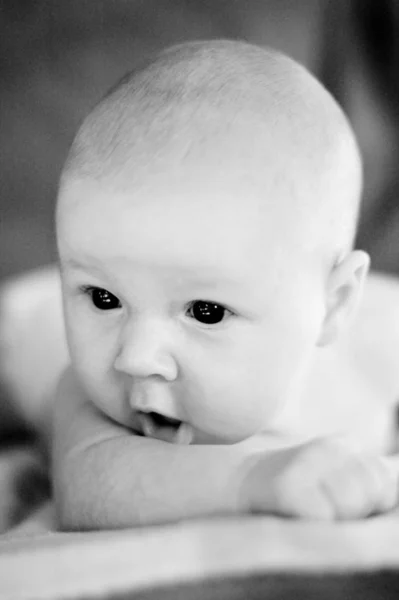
1, 0, 398, 280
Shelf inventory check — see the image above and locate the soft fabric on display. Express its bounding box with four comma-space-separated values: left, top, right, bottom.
1, 509, 399, 599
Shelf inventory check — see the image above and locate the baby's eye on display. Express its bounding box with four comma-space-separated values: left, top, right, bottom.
188, 300, 230, 325
86, 287, 122, 311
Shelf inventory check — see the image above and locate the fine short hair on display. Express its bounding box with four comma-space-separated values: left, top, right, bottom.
60, 39, 363, 259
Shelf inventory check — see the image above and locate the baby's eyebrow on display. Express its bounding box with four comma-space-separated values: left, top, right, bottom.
61, 258, 80, 268
60, 257, 105, 276
60, 258, 87, 272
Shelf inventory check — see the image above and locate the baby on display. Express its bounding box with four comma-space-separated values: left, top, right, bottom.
52, 40, 399, 530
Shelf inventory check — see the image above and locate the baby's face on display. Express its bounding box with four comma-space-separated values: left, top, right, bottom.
58, 167, 327, 445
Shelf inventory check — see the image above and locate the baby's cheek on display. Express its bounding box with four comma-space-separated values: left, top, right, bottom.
68, 328, 125, 421
223, 366, 284, 438
178, 337, 275, 441
184, 373, 266, 443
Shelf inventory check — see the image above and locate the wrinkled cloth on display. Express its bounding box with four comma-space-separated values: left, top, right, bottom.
1, 508, 399, 599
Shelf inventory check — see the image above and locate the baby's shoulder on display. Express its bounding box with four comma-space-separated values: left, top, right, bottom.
347, 271, 399, 394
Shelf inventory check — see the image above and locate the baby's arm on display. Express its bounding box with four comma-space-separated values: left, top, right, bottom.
52, 367, 253, 530
53, 367, 399, 531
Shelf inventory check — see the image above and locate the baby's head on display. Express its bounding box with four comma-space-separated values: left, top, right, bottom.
56, 40, 368, 445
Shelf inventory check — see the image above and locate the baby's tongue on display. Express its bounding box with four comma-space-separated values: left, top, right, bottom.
138, 412, 193, 445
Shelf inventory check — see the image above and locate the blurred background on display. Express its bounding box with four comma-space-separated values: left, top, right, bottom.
1, 0, 399, 280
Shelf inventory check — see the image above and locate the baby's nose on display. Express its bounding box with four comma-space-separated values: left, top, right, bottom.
114, 316, 178, 381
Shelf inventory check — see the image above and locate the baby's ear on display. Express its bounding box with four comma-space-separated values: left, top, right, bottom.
317, 250, 370, 347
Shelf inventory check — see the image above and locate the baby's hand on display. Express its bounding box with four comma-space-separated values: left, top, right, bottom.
243, 439, 399, 520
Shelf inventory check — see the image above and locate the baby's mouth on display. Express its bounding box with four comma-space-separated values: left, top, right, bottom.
136, 411, 193, 445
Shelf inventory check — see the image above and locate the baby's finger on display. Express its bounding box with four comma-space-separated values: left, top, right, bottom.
284, 485, 336, 521
320, 461, 378, 520
265, 474, 336, 520
321, 456, 398, 519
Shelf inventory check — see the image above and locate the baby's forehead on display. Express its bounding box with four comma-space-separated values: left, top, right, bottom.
58, 161, 319, 289
58, 173, 310, 300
